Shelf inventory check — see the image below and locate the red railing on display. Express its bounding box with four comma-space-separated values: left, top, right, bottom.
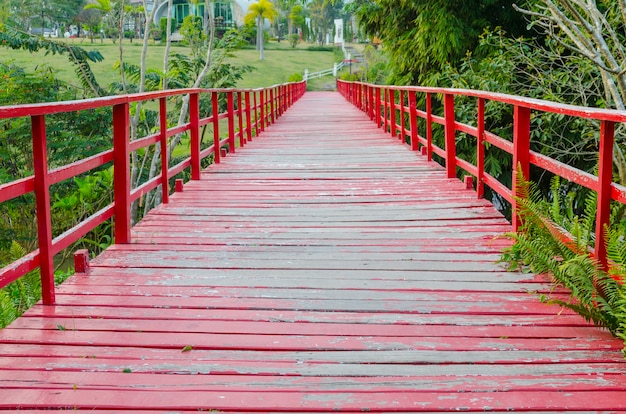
0, 81, 306, 305
338, 79, 626, 271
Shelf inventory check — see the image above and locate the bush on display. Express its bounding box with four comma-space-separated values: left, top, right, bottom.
287, 72, 303, 82
339, 72, 360, 81
307, 45, 335, 52
289, 34, 299, 48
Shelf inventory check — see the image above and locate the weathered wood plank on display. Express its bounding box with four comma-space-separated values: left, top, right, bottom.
1, 91, 625, 412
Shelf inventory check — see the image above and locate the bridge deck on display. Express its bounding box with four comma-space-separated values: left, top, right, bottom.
1, 92, 625, 412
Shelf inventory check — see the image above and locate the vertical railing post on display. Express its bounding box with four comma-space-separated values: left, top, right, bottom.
476, 98, 485, 199
260, 90, 265, 132
269, 88, 276, 125
375, 87, 381, 127
444, 93, 457, 179
246, 91, 253, 142
212, 91, 221, 164
227, 90, 236, 154
237, 91, 245, 147
512, 105, 531, 231
426, 93, 433, 161
399, 90, 406, 143
190, 92, 201, 179
369, 85, 374, 120
253, 91, 260, 136
595, 120, 615, 270
389, 89, 396, 138
113, 102, 131, 245
409, 90, 418, 151
31, 114, 55, 305
382, 88, 389, 132
282, 85, 287, 114
159, 97, 169, 204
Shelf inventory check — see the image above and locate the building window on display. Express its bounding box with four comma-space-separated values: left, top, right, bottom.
214, 2, 233, 25
174, 3, 189, 25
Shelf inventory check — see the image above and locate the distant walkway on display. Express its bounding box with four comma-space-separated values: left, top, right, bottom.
0, 92, 625, 411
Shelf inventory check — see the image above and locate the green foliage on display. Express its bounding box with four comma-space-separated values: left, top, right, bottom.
352, 0, 528, 84
0, 25, 105, 96
287, 72, 303, 82
503, 171, 626, 353
180, 15, 205, 58
288, 34, 299, 48
0, 242, 41, 328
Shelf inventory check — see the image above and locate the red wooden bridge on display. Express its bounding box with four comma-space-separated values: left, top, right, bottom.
1, 82, 626, 411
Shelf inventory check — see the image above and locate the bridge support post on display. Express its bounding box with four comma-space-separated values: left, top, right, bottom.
113, 103, 131, 246
245, 91, 253, 142
32, 114, 55, 305
389, 89, 396, 139
227, 91, 236, 154
595, 120, 615, 270
409, 91, 418, 151
426, 93, 433, 161
159, 97, 170, 203
190, 93, 201, 178
237, 92, 245, 147
212, 92, 221, 164
512, 105, 531, 232
375, 87, 381, 128
260, 90, 265, 132
369, 86, 375, 120
476, 98, 485, 199
444, 94, 456, 179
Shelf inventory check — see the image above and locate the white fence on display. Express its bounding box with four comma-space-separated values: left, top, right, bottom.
303, 42, 352, 81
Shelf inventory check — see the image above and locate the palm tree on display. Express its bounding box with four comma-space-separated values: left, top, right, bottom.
245, 0, 278, 61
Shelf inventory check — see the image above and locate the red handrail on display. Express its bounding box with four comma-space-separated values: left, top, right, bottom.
338, 79, 626, 271
0, 81, 307, 304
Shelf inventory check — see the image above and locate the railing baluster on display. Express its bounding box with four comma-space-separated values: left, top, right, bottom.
269, 88, 276, 125
375, 87, 381, 128
383, 89, 388, 132
512, 105, 531, 231
245, 91, 253, 142
113, 102, 131, 245
444, 93, 457, 179
190, 92, 200, 179
409, 90, 418, 152
254, 91, 259, 137
212, 91, 221, 164
159, 97, 169, 204
260, 90, 265, 132
389, 89, 396, 139
426, 92, 433, 161
227, 91, 236, 154
31, 114, 55, 305
369, 86, 374, 120
595, 120, 615, 270
476, 98, 485, 199
399, 90, 406, 143
237, 91, 245, 147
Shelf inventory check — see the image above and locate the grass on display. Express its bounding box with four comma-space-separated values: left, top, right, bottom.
0, 37, 339, 91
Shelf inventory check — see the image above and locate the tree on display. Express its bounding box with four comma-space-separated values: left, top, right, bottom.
308, 0, 343, 45
512, 0, 626, 184
245, 0, 279, 61
353, 0, 527, 84
48, 0, 86, 30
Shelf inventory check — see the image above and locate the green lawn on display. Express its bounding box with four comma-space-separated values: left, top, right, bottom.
0, 38, 339, 91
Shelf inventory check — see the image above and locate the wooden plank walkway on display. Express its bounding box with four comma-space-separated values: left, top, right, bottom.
1, 91, 625, 412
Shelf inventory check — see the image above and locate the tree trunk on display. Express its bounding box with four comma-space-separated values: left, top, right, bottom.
258, 15, 264, 60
